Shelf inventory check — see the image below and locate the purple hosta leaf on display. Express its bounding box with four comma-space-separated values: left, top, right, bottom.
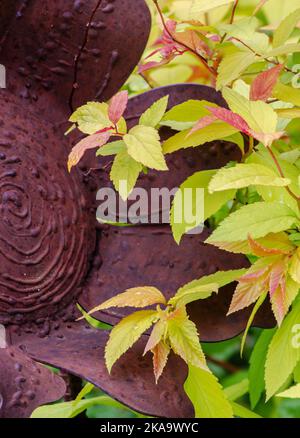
250, 65, 283, 102
108, 91, 128, 125
68, 131, 111, 171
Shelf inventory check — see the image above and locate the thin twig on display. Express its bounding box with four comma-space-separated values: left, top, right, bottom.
220, 0, 239, 43
207, 355, 240, 374
267, 146, 300, 203
232, 37, 293, 73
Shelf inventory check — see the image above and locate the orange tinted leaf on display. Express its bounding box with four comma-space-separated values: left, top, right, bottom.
152, 341, 170, 383
270, 276, 299, 326
108, 91, 128, 125
84, 287, 166, 317
248, 234, 291, 257
68, 131, 111, 171
269, 259, 286, 296
250, 65, 283, 102
144, 319, 167, 354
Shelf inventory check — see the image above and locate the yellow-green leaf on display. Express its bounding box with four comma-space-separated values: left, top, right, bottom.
265, 299, 300, 399
110, 150, 142, 201
124, 125, 168, 170
167, 307, 208, 370
144, 319, 167, 354
267, 43, 300, 57
273, 83, 300, 106
273, 8, 300, 48
206, 201, 298, 243
189, 0, 234, 15
184, 365, 233, 418
209, 163, 291, 192
222, 87, 278, 133
171, 269, 247, 308
85, 287, 166, 317
217, 51, 256, 90
139, 95, 169, 128
170, 169, 236, 244
163, 122, 237, 154
96, 140, 126, 157
277, 383, 300, 398
289, 248, 300, 284
69, 102, 111, 134
161, 99, 219, 130
105, 310, 158, 373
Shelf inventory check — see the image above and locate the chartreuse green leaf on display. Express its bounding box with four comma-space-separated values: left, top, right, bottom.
167, 307, 207, 370
240, 292, 268, 357
265, 299, 300, 399
161, 99, 219, 131
169, 269, 246, 308
249, 329, 276, 409
163, 122, 237, 154
247, 147, 300, 214
69, 102, 111, 134
189, 0, 234, 14
85, 287, 166, 316
110, 150, 143, 200
184, 365, 233, 418
272, 83, 300, 106
170, 170, 235, 244
124, 125, 168, 170
31, 395, 129, 418
105, 310, 158, 373
96, 140, 126, 157
273, 8, 300, 48
277, 383, 300, 398
73, 383, 94, 406
222, 87, 278, 133
216, 51, 256, 90
230, 402, 262, 418
294, 361, 300, 383
267, 43, 300, 57
139, 95, 169, 128
69, 102, 126, 135
209, 163, 291, 192
219, 17, 269, 53
206, 201, 299, 243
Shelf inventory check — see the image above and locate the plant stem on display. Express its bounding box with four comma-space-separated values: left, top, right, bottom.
267, 146, 300, 204
152, 0, 217, 77
220, 0, 239, 43
207, 355, 240, 373
231, 37, 293, 73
